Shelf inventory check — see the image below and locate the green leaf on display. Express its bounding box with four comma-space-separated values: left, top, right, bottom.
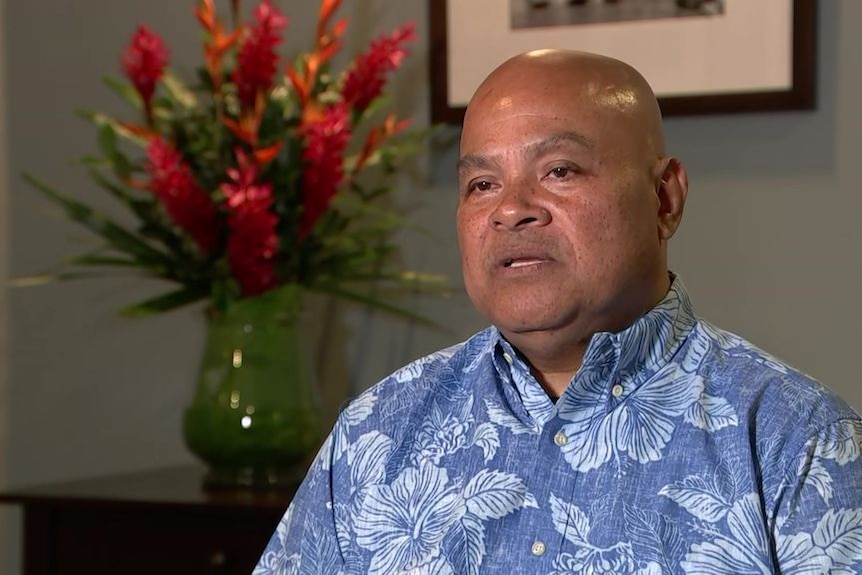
66, 253, 142, 268
338, 271, 451, 293
161, 71, 197, 108
88, 169, 136, 204
310, 283, 439, 328
95, 124, 133, 180
88, 170, 201, 262
120, 286, 208, 317
97, 123, 118, 157
7, 271, 108, 287
23, 173, 175, 271
349, 95, 391, 128
76, 111, 148, 147
79, 155, 112, 168
102, 76, 142, 108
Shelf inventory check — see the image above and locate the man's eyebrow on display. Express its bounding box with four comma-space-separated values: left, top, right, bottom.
456, 153, 499, 176
524, 131, 594, 159
456, 131, 594, 175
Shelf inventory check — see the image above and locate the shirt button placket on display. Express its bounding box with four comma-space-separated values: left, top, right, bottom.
531, 540, 546, 556
553, 431, 569, 447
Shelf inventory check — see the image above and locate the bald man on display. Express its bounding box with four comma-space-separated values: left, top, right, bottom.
255, 51, 862, 574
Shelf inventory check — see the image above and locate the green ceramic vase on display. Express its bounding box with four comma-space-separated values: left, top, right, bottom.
183, 285, 321, 489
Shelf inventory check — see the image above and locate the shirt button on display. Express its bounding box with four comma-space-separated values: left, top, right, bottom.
503, 352, 514, 365
531, 540, 546, 556
553, 431, 569, 447
611, 384, 624, 397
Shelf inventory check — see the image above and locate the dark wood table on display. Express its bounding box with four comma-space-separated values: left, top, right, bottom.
0, 466, 298, 575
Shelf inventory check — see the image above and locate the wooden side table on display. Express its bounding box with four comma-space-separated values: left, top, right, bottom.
0, 466, 297, 575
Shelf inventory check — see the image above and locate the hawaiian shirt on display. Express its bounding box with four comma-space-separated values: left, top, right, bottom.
254, 278, 862, 574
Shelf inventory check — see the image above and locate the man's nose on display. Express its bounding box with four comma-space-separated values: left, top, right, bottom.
490, 183, 551, 231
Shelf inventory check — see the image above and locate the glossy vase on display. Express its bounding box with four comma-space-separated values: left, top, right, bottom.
183, 285, 321, 490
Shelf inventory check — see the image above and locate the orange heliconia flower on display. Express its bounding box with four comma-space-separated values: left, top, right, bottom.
287, 0, 346, 118
352, 114, 411, 175
195, 0, 243, 91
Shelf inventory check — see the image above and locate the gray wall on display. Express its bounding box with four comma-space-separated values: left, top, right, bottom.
1, 0, 860, 572
0, 0, 11, 571
668, 1, 861, 391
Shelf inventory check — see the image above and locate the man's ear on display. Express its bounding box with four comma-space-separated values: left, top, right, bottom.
656, 157, 688, 241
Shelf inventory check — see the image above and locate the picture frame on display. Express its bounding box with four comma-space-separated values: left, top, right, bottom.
429, 0, 816, 124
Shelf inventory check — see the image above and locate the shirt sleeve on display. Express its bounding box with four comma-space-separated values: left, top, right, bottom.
773, 417, 862, 572
253, 421, 345, 575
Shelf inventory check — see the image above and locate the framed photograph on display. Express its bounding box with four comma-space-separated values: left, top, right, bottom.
429, 0, 816, 124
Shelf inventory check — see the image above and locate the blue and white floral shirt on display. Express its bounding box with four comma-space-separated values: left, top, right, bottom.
254, 278, 862, 574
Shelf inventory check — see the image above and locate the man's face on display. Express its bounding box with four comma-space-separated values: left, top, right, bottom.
456, 70, 666, 340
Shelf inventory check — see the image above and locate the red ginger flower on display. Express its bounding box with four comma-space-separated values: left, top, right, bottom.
341, 22, 415, 113
122, 26, 169, 125
146, 138, 218, 254
221, 150, 278, 296
234, 0, 287, 112
299, 103, 350, 238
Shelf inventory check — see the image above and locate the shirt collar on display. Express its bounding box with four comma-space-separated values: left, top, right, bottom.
583, 274, 697, 389
487, 275, 698, 424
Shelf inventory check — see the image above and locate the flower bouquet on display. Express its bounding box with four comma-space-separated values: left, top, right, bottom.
22, 0, 441, 488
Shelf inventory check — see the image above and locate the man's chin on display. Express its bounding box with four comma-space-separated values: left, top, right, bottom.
494, 315, 570, 337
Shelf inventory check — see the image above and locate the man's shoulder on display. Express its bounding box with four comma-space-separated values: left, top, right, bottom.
339, 327, 496, 428
687, 319, 860, 427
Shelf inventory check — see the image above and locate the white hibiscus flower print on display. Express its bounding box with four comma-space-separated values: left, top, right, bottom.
413, 396, 500, 466
353, 462, 466, 574
680, 494, 773, 574
558, 363, 726, 473
548, 494, 663, 575
550, 543, 640, 575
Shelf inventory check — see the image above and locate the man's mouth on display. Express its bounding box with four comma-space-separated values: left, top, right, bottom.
503, 257, 548, 269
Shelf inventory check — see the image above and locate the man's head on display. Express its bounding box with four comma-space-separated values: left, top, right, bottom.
456, 50, 688, 375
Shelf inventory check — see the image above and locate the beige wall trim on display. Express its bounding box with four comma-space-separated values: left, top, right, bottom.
0, 0, 9, 485
0, 0, 14, 571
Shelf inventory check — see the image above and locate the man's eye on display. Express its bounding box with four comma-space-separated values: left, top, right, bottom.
549, 166, 572, 179
468, 180, 493, 193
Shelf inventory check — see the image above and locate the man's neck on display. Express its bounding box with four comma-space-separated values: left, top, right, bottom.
501, 274, 674, 398
502, 330, 588, 398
